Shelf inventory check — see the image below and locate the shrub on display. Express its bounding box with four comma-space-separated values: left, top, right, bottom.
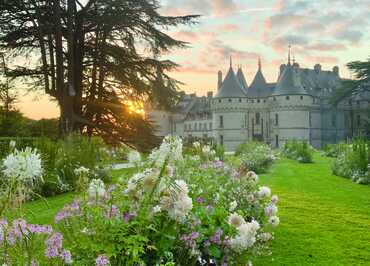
323, 143, 348, 158
236, 141, 276, 173
332, 139, 370, 185
47, 136, 279, 265
282, 140, 313, 163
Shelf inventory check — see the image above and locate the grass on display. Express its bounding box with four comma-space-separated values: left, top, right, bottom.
255, 153, 370, 265
16, 154, 370, 265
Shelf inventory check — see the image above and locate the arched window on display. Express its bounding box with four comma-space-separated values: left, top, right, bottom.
255, 113, 260, 125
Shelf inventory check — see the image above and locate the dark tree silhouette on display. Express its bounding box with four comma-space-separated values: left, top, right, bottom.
0, 0, 199, 150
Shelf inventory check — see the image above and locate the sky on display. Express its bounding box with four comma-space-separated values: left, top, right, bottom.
16, 0, 370, 119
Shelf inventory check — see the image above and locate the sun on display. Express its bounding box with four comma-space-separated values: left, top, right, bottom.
126, 100, 145, 116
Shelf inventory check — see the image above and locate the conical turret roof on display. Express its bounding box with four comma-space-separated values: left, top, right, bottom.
215, 65, 247, 98
246, 59, 269, 98
272, 63, 308, 96
236, 67, 248, 91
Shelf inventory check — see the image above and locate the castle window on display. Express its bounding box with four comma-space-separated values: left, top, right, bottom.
209, 122, 213, 130
331, 114, 336, 127
263, 99, 266, 103
199, 123, 202, 130
184, 124, 187, 131
204, 123, 207, 130
357, 115, 361, 127
273, 97, 276, 101
218, 99, 222, 103
189, 124, 192, 130
239, 98, 242, 102
349, 100, 352, 105
228, 98, 232, 102
275, 113, 279, 126
275, 135, 279, 148
255, 113, 260, 125
286, 96, 290, 100
251, 100, 254, 103
219, 115, 224, 128
300, 96, 304, 100
309, 113, 312, 127
195, 123, 197, 131
257, 99, 260, 103
220, 135, 224, 146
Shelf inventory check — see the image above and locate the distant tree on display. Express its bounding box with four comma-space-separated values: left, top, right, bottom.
333, 57, 370, 103
27, 118, 59, 138
0, 0, 199, 150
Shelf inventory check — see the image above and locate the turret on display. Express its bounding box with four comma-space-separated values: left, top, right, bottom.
218, 71, 223, 90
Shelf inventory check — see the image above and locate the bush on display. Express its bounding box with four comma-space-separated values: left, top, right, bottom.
1, 136, 280, 265
0, 135, 114, 197
323, 143, 348, 158
332, 139, 370, 184
236, 141, 276, 174
282, 140, 313, 163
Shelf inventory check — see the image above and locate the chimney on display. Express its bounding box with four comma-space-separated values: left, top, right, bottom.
314, 64, 322, 74
333, 66, 339, 76
207, 91, 213, 98
217, 70, 222, 90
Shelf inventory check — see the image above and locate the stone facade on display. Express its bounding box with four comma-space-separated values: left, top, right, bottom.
146, 56, 370, 151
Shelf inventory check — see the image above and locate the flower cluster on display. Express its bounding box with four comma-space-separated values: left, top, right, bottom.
149, 135, 183, 167
2, 147, 43, 183
127, 150, 141, 165
88, 179, 106, 199
0, 218, 70, 265
160, 180, 193, 222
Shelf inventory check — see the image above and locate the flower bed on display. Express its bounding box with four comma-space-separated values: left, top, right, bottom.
332, 140, 370, 185
0, 136, 279, 265
282, 140, 313, 163
236, 141, 276, 173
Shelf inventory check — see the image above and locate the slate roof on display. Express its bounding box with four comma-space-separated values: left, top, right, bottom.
246, 64, 269, 98
272, 63, 308, 96
215, 66, 247, 98
236, 67, 248, 92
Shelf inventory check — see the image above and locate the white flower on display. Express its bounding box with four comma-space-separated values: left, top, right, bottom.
259, 232, 272, 242
74, 166, 90, 175
152, 205, 162, 214
9, 140, 16, 149
149, 136, 183, 167
229, 200, 238, 212
228, 213, 245, 228
88, 179, 106, 199
230, 220, 260, 252
264, 204, 278, 217
202, 145, 211, 154
257, 186, 271, 198
193, 141, 201, 148
268, 216, 280, 227
246, 171, 259, 183
128, 150, 141, 165
2, 147, 43, 183
173, 179, 189, 195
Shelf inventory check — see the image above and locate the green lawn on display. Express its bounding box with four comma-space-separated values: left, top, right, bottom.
19, 154, 370, 265
255, 153, 370, 266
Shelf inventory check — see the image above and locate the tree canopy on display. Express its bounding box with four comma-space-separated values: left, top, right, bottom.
0, 0, 199, 150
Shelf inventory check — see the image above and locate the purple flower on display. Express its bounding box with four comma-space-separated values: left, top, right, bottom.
123, 212, 136, 222
210, 229, 223, 245
31, 260, 39, 266
106, 205, 120, 218
55, 200, 81, 223
45, 233, 63, 258
181, 231, 200, 249
96, 254, 110, 266
60, 249, 73, 264
196, 197, 205, 204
